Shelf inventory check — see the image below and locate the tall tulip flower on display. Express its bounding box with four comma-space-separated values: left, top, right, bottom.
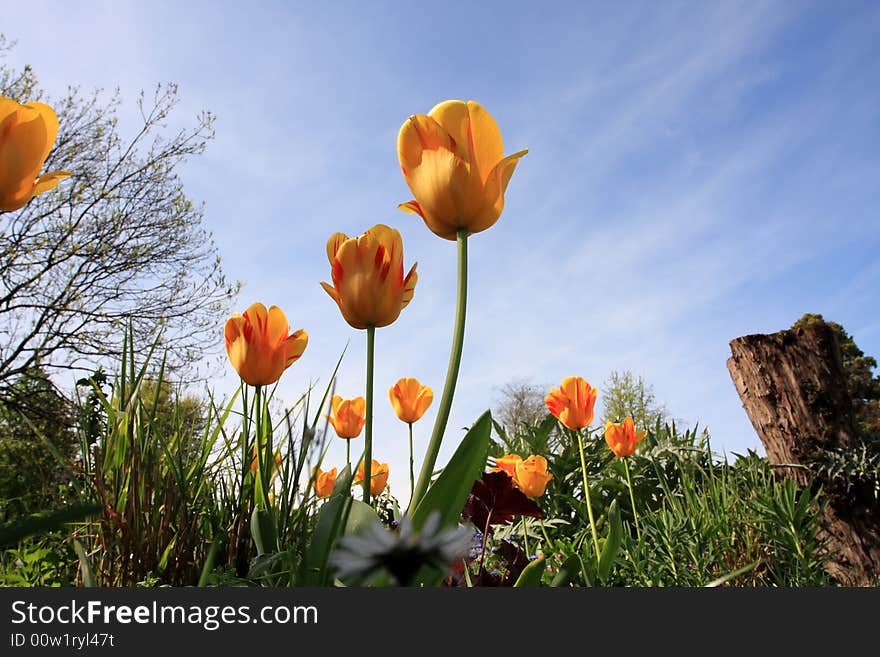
0, 96, 71, 212
399, 100, 527, 510
546, 376, 601, 564
605, 417, 648, 459
356, 459, 390, 498
321, 224, 417, 330
224, 303, 308, 387
545, 376, 598, 431
389, 377, 433, 497
313, 467, 338, 499
397, 99, 527, 240
514, 455, 553, 499
605, 417, 648, 540
326, 394, 366, 472
322, 224, 416, 504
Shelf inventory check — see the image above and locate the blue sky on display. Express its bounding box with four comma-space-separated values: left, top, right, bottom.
5, 1, 879, 501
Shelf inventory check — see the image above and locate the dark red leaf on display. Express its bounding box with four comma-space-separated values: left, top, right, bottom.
462, 471, 542, 530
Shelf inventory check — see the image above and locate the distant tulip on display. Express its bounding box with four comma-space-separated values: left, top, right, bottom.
514, 455, 553, 498
0, 96, 71, 212
389, 377, 433, 424
224, 303, 308, 387
313, 467, 338, 498
321, 224, 417, 329
356, 459, 389, 497
545, 376, 598, 431
250, 447, 283, 473
491, 454, 522, 479
604, 417, 648, 458
326, 395, 366, 440
397, 99, 527, 240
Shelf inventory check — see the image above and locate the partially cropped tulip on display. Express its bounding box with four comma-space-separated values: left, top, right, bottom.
313, 467, 338, 498
326, 395, 366, 440
389, 378, 433, 424
356, 459, 389, 497
605, 417, 648, 458
397, 99, 527, 240
514, 455, 553, 498
321, 224, 418, 329
224, 303, 308, 387
250, 447, 283, 473
491, 454, 522, 479
0, 96, 71, 212
545, 376, 598, 431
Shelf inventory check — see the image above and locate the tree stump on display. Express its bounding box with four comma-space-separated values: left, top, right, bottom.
727, 322, 880, 585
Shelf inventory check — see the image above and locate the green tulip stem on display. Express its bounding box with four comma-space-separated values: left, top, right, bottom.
364, 325, 376, 505
346, 440, 351, 476
576, 429, 601, 567
521, 516, 530, 557
410, 229, 469, 511
624, 458, 641, 542
408, 422, 415, 500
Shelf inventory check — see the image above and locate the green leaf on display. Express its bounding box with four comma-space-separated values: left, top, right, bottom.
551, 554, 584, 587
514, 554, 546, 587
0, 504, 101, 548
250, 505, 277, 556
598, 499, 623, 582
411, 410, 492, 532
72, 540, 95, 587
298, 465, 355, 586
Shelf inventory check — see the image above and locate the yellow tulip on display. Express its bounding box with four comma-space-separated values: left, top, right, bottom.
321, 224, 418, 329
326, 395, 366, 440
491, 454, 522, 478
604, 417, 648, 458
388, 377, 433, 424
0, 96, 71, 212
312, 467, 338, 498
545, 376, 598, 431
224, 303, 308, 387
514, 455, 553, 498
356, 459, 390, 497
397, 99, 527, 240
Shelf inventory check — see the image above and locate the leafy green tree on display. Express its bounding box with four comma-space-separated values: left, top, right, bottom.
601, 370, 668, 430
0, 36, 239, 396
0, 368, 77, 521
792, 313, 880, 438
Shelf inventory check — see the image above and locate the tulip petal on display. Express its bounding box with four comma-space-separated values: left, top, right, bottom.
284, 329, 308, 366
426, 100, 473, 164
406, 147, 468, 239
326, 232, 348, 263
26, 102, 61, 164
243, 302, 269, 338
266, 305, 290, 346
0, 105, 49, 186
397, 113, 455, 176
465, 100, 506, 183
398, 200, 424, 217
401, 264, 417, 308
32, 170, 71, 196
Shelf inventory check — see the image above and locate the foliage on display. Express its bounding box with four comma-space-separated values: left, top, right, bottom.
601, 370, 668, 428
792, 313, 880, 439
0, 368, 78, 521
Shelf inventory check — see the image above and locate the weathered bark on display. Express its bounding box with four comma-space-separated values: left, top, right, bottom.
728, 322, 880, 585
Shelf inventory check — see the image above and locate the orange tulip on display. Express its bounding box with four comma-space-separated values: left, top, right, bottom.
397, 99, 527, 240
355, 459, 389, 497
0, 96, 71, 212
389, 377, 433, 424
545, 376, 598, 431
251, 446, 283, 473
312, 467, 338, 498
514, 455, 553, 498
604, 417, 648, 458
224, 303, 308, 387
321, 224, 418, 330
491, 454, 522, 478
326, 395, 366, 439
